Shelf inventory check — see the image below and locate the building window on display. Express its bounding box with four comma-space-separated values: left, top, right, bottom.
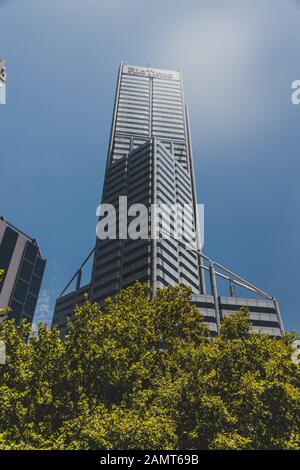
29, 274, 42, 296
24, 242, 38, 263
13, 279, 29, 303
34, 257, 46, 277
19, 259, 33, 282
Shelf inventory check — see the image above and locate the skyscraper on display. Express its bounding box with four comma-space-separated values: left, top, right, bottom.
0, 217, 46, 325
90, 63, 204, 303
52, 63, 284, 338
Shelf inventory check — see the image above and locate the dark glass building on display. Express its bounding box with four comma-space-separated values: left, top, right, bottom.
0, 217, 46, 324
52, 63, 284, 338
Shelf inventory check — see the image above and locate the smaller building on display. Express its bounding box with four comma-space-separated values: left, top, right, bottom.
52, 284, 89, 337
0, 217, 46, 325
192, 294, 283, 337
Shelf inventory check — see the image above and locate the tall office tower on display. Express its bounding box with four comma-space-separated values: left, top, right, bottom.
52, 63, 284, 338
0, 217, 46, 325
89, 63, 204, 304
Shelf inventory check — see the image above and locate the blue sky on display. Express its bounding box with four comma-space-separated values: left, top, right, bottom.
0, 0, 299, 332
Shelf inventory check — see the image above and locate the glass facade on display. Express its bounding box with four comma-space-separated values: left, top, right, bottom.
0, 219, 46, 325
0, 227, 19, 295
90, 63, 205, 302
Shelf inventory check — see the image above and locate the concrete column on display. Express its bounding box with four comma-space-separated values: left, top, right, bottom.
273, 298, 284, 335
229, 279, 236, 297
75, 270, 82, 292
209, 262, 220, 332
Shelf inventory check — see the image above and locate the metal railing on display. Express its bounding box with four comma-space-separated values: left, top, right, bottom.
58, 234, 284, 334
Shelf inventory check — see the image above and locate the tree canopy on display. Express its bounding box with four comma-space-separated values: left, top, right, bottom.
0, 281, 299, 450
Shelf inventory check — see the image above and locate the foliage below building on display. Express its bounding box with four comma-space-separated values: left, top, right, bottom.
0, 281, 299, 450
